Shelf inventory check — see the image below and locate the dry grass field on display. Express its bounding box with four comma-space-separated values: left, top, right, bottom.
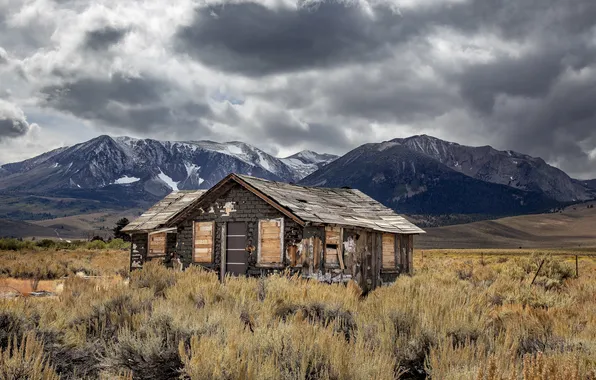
418, 201, 596, 249
0, 248, 595, 379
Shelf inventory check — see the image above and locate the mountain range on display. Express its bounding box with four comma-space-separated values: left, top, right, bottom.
0, 134, 594, 231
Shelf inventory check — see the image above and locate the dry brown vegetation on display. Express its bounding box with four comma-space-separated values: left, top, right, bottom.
0, 249, 129, 280
0, 249, 595, 379
419, 201, 596, 249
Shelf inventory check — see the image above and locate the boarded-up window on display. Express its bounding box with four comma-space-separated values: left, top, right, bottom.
382, 233, 396, 269
148, 232, 166, 257
194, 221, 215, 263
325, 226, 341, 267
258, 219, 283, 264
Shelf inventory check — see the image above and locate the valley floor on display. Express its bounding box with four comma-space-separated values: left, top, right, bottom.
418, 201, 596, 249
0, 248, 595, 379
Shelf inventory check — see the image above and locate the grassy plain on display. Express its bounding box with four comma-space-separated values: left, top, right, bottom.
0, 248, 595, 379
418, 201, 596, 249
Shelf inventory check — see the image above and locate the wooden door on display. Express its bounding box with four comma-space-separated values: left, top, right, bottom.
226, 222, 248, 276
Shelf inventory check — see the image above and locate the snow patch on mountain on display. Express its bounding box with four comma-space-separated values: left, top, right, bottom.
114, 175, 140, 184
157, 170, 179, 191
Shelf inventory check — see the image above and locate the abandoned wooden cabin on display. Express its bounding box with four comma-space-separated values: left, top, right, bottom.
121, 190, 206, 269
124, 173, 425, 291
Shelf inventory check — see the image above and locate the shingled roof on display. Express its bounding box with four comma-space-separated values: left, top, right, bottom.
122, 190, 207, 233
235, 174, 425, 234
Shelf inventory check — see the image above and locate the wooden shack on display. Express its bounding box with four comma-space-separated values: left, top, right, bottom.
162, 174, 426, 291
121, 190, 206, 269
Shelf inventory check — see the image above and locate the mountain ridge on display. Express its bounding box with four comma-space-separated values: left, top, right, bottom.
391, 135, 591, 202
299, 140, 560, 217
0, 134, 593, 225
0, 135, 338, 198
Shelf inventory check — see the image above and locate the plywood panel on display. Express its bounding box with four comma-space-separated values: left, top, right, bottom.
148, 232, 166, 257
194, 221, 214, 263
382, 233, 395, 269
259, 218, 282, 264
325, 226, 341, 265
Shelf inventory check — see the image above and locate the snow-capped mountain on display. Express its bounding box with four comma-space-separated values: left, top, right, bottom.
299, 140, 560, 217
391, 135, 592, 202
0, 135, 337, 202
281, 150, 338, 180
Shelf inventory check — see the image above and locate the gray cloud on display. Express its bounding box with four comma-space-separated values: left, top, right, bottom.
41, 72, 213, 134
257, 107, 355, 153
176, 1, 417, 76
0, 48, 7, 65
83, 26, 128, 50
0, 101, 33, 140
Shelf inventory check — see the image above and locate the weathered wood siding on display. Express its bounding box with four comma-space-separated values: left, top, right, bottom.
130, 233, 148, 271
148, 232, 166, 257
176, 182, 294, 276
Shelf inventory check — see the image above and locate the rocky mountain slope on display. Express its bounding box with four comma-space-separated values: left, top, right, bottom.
300, 140, 560, 216
578, 179, 596, 192
0, 136, 338, 206
392, 135, 591, 202
281, 150, 338, 180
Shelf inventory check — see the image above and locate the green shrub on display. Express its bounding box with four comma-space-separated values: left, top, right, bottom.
86, 240, 107, 250
0, 238, 36, 251
36, 239, 56, 249
107, 239, 130, 250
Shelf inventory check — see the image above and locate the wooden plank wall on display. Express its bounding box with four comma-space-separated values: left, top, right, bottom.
259, 219, 283, 264
194, 221, 215, 263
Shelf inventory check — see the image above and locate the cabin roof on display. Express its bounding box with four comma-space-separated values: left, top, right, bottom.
122, 190, 207, 233
235, 174, 425, 234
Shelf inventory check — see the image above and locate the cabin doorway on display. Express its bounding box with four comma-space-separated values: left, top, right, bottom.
225, 222, 248, 276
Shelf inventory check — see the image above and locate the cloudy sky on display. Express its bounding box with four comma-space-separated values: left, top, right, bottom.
0, 0, 595, 178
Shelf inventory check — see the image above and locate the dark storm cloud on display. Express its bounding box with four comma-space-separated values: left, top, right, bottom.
458, 45, 596, 114
41, 73, 212, 133
494, 69, 596, 175
175, 1, 422, 76
0, 118, 29, 140
83, 26, 128, 50
0, 102, 32, 141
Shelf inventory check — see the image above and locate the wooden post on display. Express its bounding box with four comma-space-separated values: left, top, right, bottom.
531, 258, 545, 285
575, 255, 579, 278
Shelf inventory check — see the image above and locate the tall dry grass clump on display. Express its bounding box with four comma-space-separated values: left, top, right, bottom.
0, 332, 59, 380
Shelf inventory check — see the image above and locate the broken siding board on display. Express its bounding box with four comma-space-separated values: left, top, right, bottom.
148, 232, 166, 257
193, 221, 215, 263
382, 233, 396, 269
258, 218, 283, 264
408, 234, 414, 275
313, 237, 322, 270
